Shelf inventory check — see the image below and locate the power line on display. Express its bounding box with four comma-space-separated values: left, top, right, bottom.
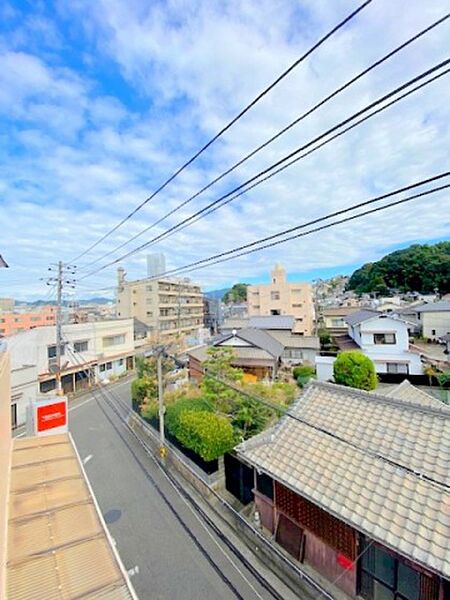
78, 13, 450, 271
79, 58, 450, 280
77, 175, 448, 290
69, 0, 373, 264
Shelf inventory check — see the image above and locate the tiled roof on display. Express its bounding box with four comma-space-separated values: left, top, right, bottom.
220, 318, 249, 330
217, 328, 284, 359
268, 331, 320, 349
237, 381, 450, 578
248, 315, 295, 330
321, 306, 363, 317
7, 434, 136, 600
187, 344, 275, 365
384, 379, 447, 409
345, 309, 380, 326
415, 300, 450, 313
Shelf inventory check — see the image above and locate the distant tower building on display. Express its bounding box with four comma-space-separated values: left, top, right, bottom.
147, 253, 166, 277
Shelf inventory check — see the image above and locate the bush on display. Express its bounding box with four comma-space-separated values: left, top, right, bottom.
333, 351, 377, 391
293, 365, 316, 388
176, 411, 235, 461
131, 377, 156, 406
165, 397, 214, 438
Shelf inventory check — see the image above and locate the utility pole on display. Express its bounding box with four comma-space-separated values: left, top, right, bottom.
55, 261, 63, 395
156, 349, 167, 458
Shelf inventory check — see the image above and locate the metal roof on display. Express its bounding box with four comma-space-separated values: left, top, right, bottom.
415, 300, 450, 313
7, 434, 136, 600
344, 309, 381, 326
237, 381, 450, 578
248, 315, 295, 330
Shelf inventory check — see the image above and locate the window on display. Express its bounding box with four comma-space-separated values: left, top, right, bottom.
386, 363, 409, 375
46, 316, 53, 321
431, 329, 436, 336
256, 473, 274, 500
359, 538, 424, 600
11, 403, 17, 429
270, 309, 281, 315
270, 291, 280, 301
103, 334, 125, 347
373, 333, 396, 345
47, 344, 65, 359
30, 316, 40, 322
106, 362, 112, 370
292, 303, 303, 308
74, 340, 88, 353
99, 364, 106, 372
146, 311, 153, 316
119, 358, 124, 366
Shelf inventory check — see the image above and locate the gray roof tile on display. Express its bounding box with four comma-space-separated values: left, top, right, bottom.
237, 380, 450, 578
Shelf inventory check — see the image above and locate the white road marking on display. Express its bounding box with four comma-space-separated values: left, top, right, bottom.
69, 397, 94, 412
83, 454, 93, 465
127, 566, 139, 577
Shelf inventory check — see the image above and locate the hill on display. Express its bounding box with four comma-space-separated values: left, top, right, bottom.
347, 242, 450, 295
204, 288, 230, 300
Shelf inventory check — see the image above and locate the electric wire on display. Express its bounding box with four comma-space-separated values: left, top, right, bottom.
78, 13, 450, 271
69, 0, 373, 264
79, 58, 450, 280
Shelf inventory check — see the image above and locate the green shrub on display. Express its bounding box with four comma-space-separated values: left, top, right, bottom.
165, 397, 214, 438
333, 351, 377, 391
176, 411, 235, 461
131, 377, 156, 406
293, 365, 316, 388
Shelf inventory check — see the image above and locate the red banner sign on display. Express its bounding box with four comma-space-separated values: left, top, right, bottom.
37, 401, 67, 432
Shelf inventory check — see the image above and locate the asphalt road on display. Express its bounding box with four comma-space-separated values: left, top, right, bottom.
68, 379, 289, 600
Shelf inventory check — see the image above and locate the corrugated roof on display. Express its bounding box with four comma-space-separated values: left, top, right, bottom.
415, 300, 450, 313
7, 433, 136, 600
345, 309, 380, 326
237, 381, 450, 578
248, 315, 295, 330
384, 379, 447, 409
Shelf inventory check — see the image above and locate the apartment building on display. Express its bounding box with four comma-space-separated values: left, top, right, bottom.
116, 268, 204, 340
0, 304, 56, 336
8, 319, 135, 428
247, 264, 314, 335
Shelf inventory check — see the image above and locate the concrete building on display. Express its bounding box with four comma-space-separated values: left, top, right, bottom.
147, 252, 166, 277
116, 268, 203, 341
415, 300, 450, 340
0, 297, 14, 312
0, 304, 56, 336
247, 264, 314, 335
8, 319, 135, 428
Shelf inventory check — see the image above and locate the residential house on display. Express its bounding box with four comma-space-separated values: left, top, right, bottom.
220, 315, 320, 364
116, 268, 204, 341
236, 380, 450, 600
247, 264, 314, 335
415, 300, 450, 340
0, 305, 56, 336
8, 319, 135, 428
319, 306, 363, 335
188, 328, 284, 382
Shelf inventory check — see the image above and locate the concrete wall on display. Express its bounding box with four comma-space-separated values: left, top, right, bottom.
315, 356, 336, 382
421, 312, 450, 340
11, 364, 38, 427
0, 350, 11, 599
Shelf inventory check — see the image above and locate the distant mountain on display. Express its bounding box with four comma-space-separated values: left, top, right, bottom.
25, 297, 113, 306
204, 288, 230, 300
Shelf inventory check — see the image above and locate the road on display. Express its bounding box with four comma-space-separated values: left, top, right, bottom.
68, 378, 293, 600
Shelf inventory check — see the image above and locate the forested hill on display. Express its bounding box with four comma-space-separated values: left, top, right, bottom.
347, 242, 450, 295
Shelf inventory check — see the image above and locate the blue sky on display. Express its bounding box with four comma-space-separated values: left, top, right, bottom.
0, 0, 449, 300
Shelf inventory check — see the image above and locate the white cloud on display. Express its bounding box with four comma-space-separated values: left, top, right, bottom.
0, 0, 449, 300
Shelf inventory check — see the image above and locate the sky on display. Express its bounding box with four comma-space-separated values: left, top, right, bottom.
0, 0, 449, 300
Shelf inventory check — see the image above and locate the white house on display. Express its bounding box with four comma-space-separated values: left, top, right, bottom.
8, 319, 135, 428
316, 309, 423, 381
414, 300, 450, 340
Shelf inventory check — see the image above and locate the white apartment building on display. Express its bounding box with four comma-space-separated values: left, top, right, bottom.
8, 319, 134, 428
247, 264, 315, 335
116, 268, 204, 340
316, 310, 423, 381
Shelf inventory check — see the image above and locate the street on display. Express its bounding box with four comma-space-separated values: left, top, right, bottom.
68, 378, 292, 600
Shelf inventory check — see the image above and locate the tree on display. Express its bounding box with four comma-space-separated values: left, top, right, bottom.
222, 283, 249, 304
175, 411, 235, 461
346, 242, 450, 295
293, 365, 316, 388
165, 397, 214, 438
201, 347, 244, 413
333, 351, 377, 391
